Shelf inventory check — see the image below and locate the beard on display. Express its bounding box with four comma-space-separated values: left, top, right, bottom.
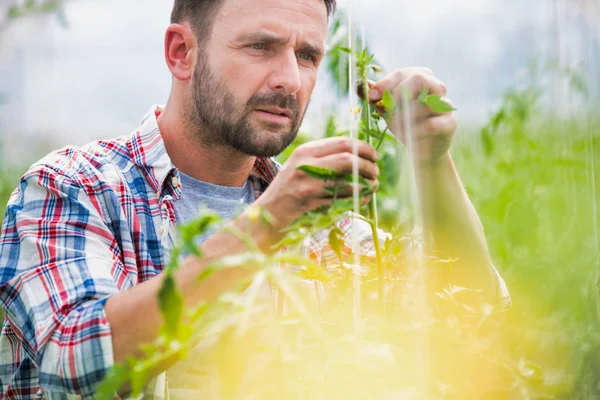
187, 52, 307, 158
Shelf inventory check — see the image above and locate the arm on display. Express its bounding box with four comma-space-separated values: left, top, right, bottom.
416, 152, 498, 303
0, 137, 378, 397
107, 137, 379, 368
0, 163, 274, 397
105, 211, 272, 365
0, 166, 118, 398
364, 68, 509, 306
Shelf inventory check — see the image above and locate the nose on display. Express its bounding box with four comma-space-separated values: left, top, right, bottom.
267, 50, 302, 96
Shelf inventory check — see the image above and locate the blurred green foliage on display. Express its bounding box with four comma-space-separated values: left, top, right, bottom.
453, 68, 600, 397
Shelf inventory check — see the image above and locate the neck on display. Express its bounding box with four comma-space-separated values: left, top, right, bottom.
157, 103, 256, 188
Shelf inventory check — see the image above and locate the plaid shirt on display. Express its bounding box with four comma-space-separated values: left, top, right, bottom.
0, 106, 510, 399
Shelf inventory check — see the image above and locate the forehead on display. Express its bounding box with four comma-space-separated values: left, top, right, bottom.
214, 0, 329, 40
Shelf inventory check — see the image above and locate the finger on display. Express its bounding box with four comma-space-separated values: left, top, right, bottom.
322, 178, 379, 199
306, 197, 334, 211
398, 73, 446, 100
296, 137, 378, 162
333, 192, 375, 206
356, 80, 381, 102
315, 153, 380, 180
439, 96, 455, 109
369, 67, 437, 99
409, 114, 457, 141
307, 193, 372, 210
387, 88, 433, 120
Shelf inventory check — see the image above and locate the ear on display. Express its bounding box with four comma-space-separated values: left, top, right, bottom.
164, 22, 197, 81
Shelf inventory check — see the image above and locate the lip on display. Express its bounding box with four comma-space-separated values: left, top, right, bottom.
255, 107, 292, 119
254, 110, 291, 125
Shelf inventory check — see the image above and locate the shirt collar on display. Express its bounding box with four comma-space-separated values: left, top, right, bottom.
128, 105, 280, 199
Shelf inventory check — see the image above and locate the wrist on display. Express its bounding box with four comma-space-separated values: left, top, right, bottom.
235, 204, 285, 253
415, 151, 452, 171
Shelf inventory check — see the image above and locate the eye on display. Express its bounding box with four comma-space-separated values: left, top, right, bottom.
297, 52, 315, 62
249, 43, 266, 51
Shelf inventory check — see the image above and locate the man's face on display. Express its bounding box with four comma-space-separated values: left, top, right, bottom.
188, 0, 328, 157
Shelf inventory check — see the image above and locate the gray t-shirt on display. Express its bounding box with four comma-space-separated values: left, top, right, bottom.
169, 171, 255, 398
173, 171, 256, 245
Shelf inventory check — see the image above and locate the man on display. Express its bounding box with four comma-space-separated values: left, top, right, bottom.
0, 0, 510, 398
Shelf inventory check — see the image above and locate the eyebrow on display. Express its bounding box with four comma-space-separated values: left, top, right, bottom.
236, 31, 324, 59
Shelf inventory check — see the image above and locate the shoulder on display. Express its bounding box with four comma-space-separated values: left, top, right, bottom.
22, 136, 135, 192
4, 136, 141, 216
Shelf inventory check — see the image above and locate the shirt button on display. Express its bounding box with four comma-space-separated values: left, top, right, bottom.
156, 191, 161, 199
159, 226, 165, 236
171, 176, 179, 188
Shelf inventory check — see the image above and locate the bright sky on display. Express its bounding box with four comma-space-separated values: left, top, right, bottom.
0, 0, 598, 162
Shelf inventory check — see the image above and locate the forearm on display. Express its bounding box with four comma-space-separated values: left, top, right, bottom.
415, 152, 496, 298
105, 211, 273, 365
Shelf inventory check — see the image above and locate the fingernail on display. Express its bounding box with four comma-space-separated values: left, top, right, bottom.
369, 88, 380, 99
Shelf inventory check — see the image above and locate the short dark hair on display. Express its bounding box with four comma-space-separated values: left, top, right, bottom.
171, 0, 336, 44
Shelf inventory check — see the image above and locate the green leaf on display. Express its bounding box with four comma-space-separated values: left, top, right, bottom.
130, 362, 150, 398
297, 164, 339, 181
187, 301, 208, 324
177, 210, 221, 259
422, 94, 456, 113
380, 89, 396, 112
324, 114, 338, 138
336, 46, 352, 54
329, 226, 344, 261
158, 272, 184, 340
323, 186, 338, 195
182, 237, 200, 258
167, 246, 181, 271
94, 363, 130, 400
342, 174, 371, 189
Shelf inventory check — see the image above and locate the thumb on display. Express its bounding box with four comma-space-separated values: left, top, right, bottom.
356, 80, 382, 102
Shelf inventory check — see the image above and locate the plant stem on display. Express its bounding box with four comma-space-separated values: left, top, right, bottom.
360, 66, 385, 312
368, 198, 385, 311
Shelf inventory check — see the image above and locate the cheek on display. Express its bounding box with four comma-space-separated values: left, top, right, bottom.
299, 73, 318, 107
215, 54, 265, 104
206, 58, 257, 107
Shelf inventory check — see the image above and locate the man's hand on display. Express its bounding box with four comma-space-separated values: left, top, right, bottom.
254, 137, 379, 233
361, 68, 457, 165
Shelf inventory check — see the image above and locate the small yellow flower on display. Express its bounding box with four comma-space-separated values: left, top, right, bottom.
350, 106, 361, 117
375, 100, 385, 108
